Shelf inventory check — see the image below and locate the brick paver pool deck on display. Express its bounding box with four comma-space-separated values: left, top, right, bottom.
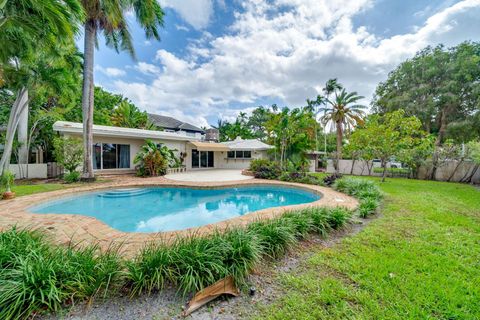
0, 176, 358, 257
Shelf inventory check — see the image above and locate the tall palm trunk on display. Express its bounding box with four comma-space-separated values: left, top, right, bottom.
335, 120, 343, 173
0, 87, 28, 175
81, 21, 96, 181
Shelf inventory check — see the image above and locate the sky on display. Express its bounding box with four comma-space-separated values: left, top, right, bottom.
90, 0, 480, 128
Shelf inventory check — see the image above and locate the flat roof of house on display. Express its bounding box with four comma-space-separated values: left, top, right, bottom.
53, 121, 201, 142
221, 138, 274, 151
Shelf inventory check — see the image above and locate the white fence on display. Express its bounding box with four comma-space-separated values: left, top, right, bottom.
326, 159, 480, 184
9, 164, 48, 179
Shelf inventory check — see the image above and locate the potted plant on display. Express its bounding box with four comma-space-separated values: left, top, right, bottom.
1, 170, 16, 200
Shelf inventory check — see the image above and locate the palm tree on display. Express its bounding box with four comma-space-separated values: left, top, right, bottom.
80, 0, 165, 181
0, 0, 82, 175
319, 89, 366, 172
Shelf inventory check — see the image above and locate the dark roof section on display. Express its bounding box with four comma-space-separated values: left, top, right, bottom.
147, 113, 204, 133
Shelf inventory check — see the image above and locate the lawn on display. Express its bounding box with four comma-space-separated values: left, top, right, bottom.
10, 179, 111, 197
257, 178, 480, 319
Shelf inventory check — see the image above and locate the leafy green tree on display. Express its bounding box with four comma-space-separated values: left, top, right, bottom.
53, 137, 83, 174
0, 43, 83, 174
265, 107, 316, 169
111, 100, 149, 129
80, 0, 165, 181
0, 0, 82, 175
372, 42, 480, 145
351, 110, 429, 182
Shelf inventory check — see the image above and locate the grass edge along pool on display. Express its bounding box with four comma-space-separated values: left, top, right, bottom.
30, 185, 321, 233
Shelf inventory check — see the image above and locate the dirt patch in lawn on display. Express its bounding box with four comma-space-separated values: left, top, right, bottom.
44, 217, 375, 320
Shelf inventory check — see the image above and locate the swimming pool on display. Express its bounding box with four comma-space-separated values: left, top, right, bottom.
29, 186, 321, 233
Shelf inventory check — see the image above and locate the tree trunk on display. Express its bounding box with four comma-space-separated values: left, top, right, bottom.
335, 120, 343, 174
17, 98, 29, 165
350, 158, 356, 175
81, 22, 96, 181
0, 87, 29, 175
462, 164, 479, 184
447, 160, 463, 182
381, 159, 387, 182
436, 106, 450, 146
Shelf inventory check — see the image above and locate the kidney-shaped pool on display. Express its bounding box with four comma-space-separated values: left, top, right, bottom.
29, 185, 321, 233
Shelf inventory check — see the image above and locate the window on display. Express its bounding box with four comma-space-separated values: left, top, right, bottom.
92, 143, 130, 169
227, 150, 252, 159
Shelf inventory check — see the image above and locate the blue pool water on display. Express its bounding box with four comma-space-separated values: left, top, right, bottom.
30, 186, 321, 232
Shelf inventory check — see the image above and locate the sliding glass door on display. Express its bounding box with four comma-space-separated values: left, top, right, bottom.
191, 149, 214, 168
92, 143, 130, 170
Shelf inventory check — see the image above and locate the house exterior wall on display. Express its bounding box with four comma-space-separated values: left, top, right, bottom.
63, 133, 189, 173
185, 145, 269, 170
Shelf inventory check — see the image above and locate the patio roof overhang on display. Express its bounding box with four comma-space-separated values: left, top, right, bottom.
189, 141, 230, 151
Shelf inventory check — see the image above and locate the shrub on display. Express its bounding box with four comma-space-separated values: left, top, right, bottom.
307, 207, 332, 237
53, 137, 83, 174
63, 171, 80, 183
125, 243, 175, 296
170, 235, 229, 296
249, 159, 281, 180
358, 198, 379, 218
282, 211, 315, 239
0, 228, 123, 319
248, 219, 297, 258
0, 170, 15, 193
333, 177, 382, 217
326, 207, 352, 229
220, 228, 262, 284
134, 140, 169, 177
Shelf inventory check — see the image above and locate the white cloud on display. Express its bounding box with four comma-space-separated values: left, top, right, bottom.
95, 65, 126, 77
160, 0, 213, 30
175, 24, 190, 32
135, 62, 161, 75
113, 0, 480, 125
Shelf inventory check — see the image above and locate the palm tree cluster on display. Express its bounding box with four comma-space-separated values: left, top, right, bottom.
307, 79, 366, 173
0, 0, 165, 180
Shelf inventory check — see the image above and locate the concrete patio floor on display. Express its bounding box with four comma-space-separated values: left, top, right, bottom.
165, 169, 254, 182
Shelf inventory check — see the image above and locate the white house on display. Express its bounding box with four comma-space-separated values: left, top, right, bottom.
53, 121, 273, 174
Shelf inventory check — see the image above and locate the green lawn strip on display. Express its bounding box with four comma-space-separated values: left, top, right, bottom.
257, 178, 480, 319
9, 179, 112, 197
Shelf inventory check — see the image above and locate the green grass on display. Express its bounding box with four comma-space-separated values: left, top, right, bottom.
11, 183, 67, 197
257, 178, 480, 319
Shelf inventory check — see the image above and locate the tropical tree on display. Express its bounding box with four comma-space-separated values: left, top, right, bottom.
134, 140, 173, 176
0, 44, 83, 174
372, 42, 480, 145
351, 110, 430, 182
318, 88, 366, 172
80, 0, 165, 181
0, 0, 82, 175
111, 100, 150, 129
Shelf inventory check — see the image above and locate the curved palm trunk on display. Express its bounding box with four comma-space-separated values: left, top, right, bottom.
335, 120, 343, 173
0, 87, 28, 175
81, 22, 96, 181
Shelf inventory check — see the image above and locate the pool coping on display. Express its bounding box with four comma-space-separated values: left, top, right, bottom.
0, 176, 358, 256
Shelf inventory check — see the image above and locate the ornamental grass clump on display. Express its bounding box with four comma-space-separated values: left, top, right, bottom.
0, 227, 123, 320
248, 219, 297, 259
125, 243, 175, 297
220, 228, 262, 285
170, 235, 229, 296
281, 210, 315, 239
333, 177, 382, 217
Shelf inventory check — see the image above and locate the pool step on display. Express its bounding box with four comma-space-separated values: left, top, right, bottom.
98, 188, 151, 198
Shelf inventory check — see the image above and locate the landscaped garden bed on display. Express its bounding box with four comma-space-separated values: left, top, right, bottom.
0, 177, 380, 319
